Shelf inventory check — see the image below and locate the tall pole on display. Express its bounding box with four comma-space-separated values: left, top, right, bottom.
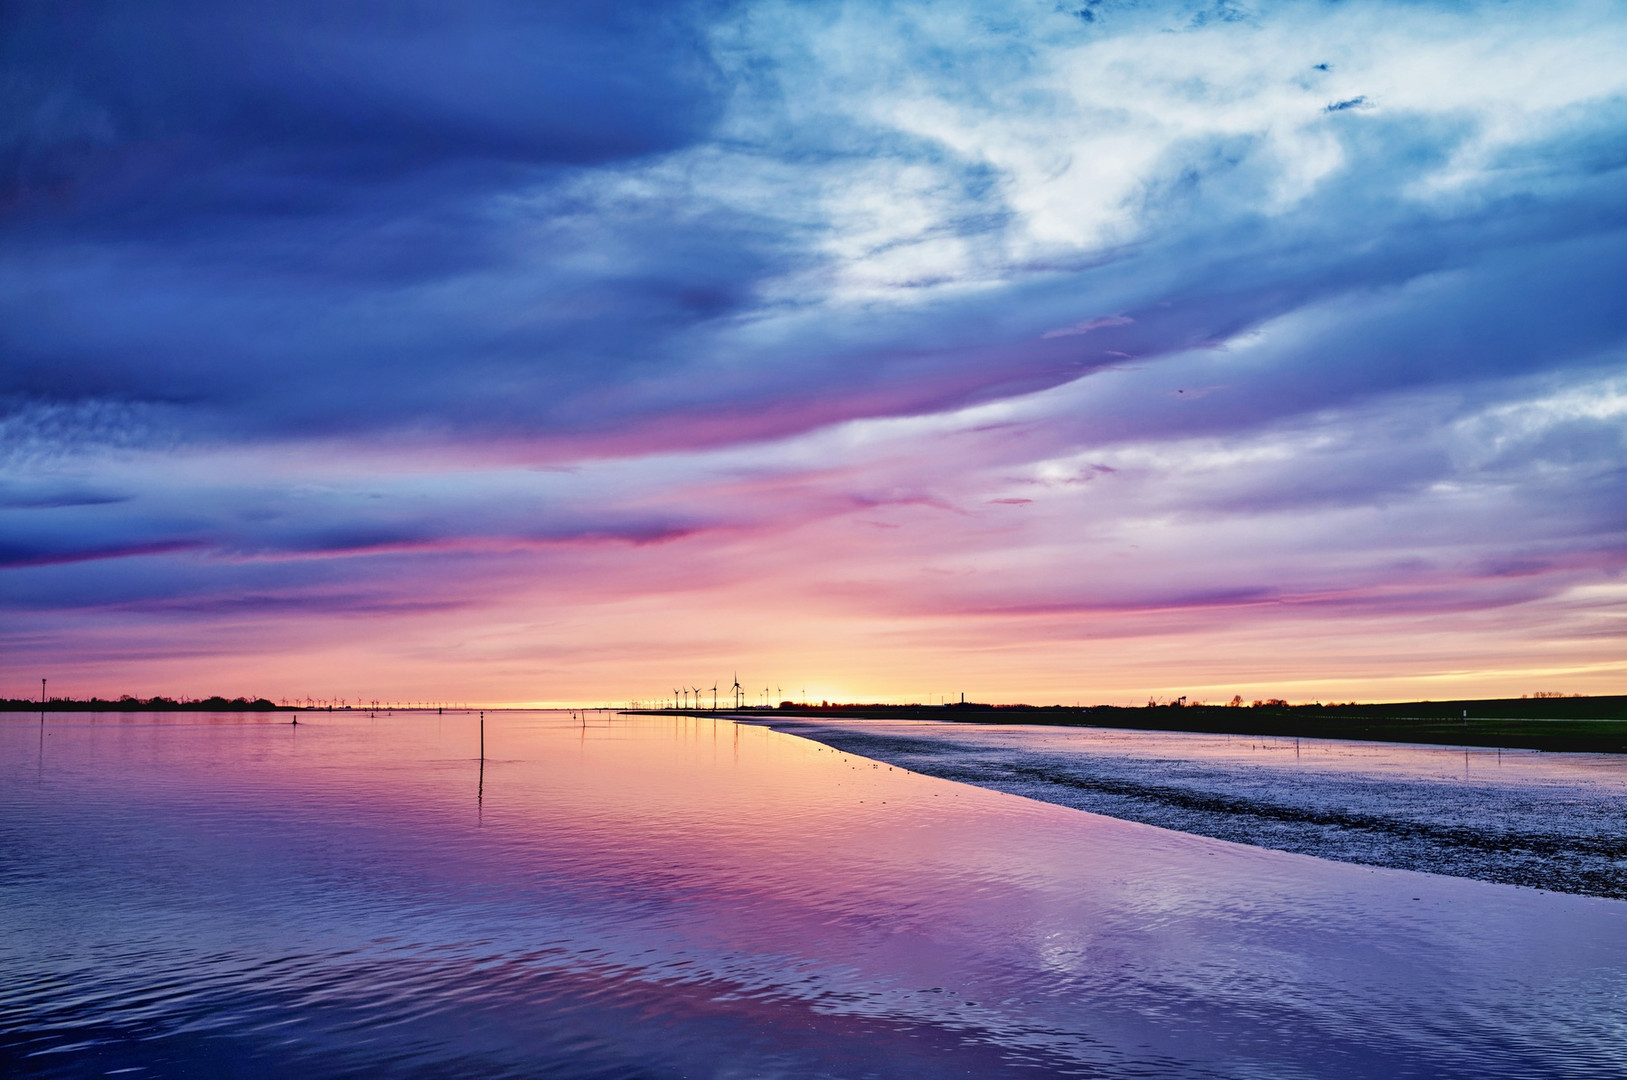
41, 678, 46, 723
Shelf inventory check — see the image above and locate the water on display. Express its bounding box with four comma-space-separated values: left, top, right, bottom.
3, 711, 1624, 1078
759, 717, 1627, 899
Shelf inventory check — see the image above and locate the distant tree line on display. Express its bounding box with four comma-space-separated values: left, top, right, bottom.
2, 695, 283, 712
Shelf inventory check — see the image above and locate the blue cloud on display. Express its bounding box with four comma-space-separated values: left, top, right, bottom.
4, 0, 1627, 653
1324, 95, 1371, 112
4, 0, 1624, 457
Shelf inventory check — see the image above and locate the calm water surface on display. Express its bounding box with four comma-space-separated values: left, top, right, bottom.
2, 711, 1624, 1078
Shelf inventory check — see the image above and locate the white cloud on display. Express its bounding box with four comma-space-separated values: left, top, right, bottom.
689, 0, 1627, 306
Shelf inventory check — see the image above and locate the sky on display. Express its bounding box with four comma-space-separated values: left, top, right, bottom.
4, 0, 1626, 707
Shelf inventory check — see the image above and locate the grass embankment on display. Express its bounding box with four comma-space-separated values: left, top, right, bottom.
639, 696, 1627, 753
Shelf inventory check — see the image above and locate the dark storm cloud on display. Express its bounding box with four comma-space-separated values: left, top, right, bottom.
5, 0, 1625, 463
1, 0, 724, 217
1, 0, 758, 443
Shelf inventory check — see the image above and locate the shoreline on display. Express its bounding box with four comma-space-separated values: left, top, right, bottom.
750, 715, 1627, 900
623, 694, 1627, 753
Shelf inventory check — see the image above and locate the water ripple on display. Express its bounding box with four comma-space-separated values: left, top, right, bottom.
2, 711, 1624, 1078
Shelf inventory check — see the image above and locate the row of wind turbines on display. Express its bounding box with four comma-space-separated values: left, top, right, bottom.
670, 673, 786, 711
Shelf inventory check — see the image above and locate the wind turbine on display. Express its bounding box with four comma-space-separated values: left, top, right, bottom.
731, 673, 743, 709
673, 687, 680, 710
711, 683, 718, 710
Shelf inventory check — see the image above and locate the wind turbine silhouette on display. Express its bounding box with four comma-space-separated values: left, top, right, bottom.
711, 683, 718, 710
731, 673, 743, 709
673, 687, 680, 710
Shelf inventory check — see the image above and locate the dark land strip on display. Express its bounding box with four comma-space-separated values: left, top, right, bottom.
2, 696, 283, 712
634, 695, 1627, 752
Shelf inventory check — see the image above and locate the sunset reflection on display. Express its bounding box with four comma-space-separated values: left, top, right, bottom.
2, 710, 1620, 1078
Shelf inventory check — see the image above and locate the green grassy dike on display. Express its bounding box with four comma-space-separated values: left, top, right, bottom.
630, 695, 1627, 753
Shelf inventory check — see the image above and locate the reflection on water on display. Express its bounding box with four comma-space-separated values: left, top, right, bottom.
2, 711, 1624, 1078
760, 718, 1627, 898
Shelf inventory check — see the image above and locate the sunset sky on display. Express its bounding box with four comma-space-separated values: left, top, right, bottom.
4, 0, 1626, 706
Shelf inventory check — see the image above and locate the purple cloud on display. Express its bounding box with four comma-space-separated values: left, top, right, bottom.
4, 0, 1627, 702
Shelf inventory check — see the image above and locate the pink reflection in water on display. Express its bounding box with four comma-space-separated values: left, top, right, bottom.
1, 710, 1624, 1078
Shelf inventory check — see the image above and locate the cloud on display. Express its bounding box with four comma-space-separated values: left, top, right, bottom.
0, 539, 204, 569
0, 486, 128, 509
1, 1, 723, 213
4, 0, 1627, 701
5, 0, 1625, 459
1324, 96, 1372, 113
1041, 315, 1135, 340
